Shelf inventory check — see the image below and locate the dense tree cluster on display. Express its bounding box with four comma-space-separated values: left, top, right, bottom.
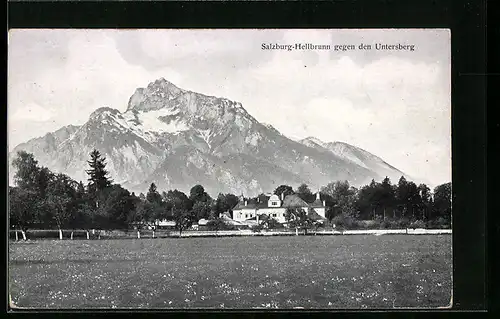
9, 150, 452, 240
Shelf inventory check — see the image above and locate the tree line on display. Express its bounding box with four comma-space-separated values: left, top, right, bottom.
244, 179, 450, 233
9, 150, 239, 239
9, 150, 451, 240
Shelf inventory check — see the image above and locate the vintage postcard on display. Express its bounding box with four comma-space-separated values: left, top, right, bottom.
8, 29, 451, 309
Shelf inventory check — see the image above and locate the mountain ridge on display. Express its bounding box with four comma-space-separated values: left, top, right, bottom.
9, 78, 412, 197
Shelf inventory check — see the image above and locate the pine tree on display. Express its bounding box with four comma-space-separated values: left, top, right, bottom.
146, 183, 164, 225
380, 177, 395, 220
85, 149, 112, 204
146, 183, 162, 204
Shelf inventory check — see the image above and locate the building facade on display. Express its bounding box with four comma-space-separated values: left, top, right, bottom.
232, 192, 326, 223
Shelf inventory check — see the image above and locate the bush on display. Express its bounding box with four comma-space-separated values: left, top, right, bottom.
251, 224, 264, 233
409, 220, 426, 229
366, 217, 383, 229
378, 218, 413, 229
427, 217, 450, 229
381, 219, 392, 229
396, 218, 411, 229
332, 214, 357, 230
206, 219, 236, 231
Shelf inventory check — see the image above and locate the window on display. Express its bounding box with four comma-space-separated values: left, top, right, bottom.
272, 213, 277, 217
245, 214, 248, 218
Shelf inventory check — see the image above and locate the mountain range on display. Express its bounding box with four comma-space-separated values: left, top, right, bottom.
9, 78, 411, 197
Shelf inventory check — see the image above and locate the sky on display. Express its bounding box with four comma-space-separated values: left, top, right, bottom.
8, 29, 451, 186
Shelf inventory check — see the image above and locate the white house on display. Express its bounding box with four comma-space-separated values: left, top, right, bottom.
232, 192, 326, 223
156, 219, 176, 229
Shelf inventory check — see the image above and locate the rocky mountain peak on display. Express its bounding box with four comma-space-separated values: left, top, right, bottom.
89, 107, 122, 121
127, 78, 185, 113
300, 136, 327, 148
124, 79, 258, 137
10, 78, 411, 196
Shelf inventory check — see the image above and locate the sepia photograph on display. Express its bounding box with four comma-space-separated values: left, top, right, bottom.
8, 29, 452, 309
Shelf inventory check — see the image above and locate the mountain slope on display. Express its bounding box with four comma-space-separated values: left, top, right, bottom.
298, 137, 409, 184
9, 78, 408, 196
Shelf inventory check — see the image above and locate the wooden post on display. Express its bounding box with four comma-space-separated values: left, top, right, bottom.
70, 231, 74, 240
86, 231, 90, 240
152, 230, 155, 238
21, 230, 27, 241
59, 229, 63, 240
137, 230, 141, 239
15, 230, 18, 241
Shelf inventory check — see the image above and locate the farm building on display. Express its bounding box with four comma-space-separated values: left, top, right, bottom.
232, 192, 326, 224
155, 219, 176, 230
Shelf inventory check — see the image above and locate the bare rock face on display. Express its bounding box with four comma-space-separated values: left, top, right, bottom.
9, 78, 408, 196
297, 137, 410, 185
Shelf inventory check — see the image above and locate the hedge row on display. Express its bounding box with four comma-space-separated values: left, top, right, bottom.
329, 217, 450, 230
8, 229, 175, 240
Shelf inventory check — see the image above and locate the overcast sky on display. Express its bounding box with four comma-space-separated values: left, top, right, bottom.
8, 29, 451, 186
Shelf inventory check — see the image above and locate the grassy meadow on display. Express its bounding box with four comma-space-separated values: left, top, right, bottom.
9, 235, 452, 309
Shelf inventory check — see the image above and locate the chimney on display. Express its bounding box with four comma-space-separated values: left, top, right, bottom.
281, 192, 284, 200
316, 192, 320, 200
323, 200, 326, 206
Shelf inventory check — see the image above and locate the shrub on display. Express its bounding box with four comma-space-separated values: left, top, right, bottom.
208, 219, 237, 231
368, 217, 383, 229
381, 219, 392, 229
409, 220, 426, 229
427, 217, 450, 229
251, 224, 264, 233
377, 218, 411, 229
397, 218, 411, 229
332, 214, 357, 230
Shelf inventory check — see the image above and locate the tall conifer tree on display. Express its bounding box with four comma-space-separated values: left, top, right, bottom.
86, 149, 112, 195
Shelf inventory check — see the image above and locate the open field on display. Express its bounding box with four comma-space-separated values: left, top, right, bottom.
9, 235, 452, 309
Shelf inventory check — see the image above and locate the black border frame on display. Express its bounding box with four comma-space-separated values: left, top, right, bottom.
5, 0, 488, 315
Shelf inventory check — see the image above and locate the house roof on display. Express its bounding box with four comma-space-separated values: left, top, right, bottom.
282, 194, 309, 208
233, 193, 325, 211
233, 201, 258, 210
232, 197, 270, 210
310, 198, 324, 208
269, 194, 280, 201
